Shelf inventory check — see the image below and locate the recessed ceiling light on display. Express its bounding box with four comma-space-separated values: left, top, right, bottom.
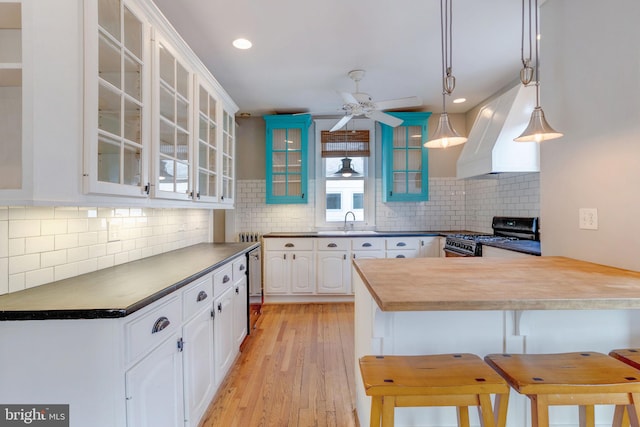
453, 98, 466, 104
232, 38, 252, 50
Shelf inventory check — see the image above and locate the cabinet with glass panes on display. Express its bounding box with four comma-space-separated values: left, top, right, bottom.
381, 112, 431, 202
264, 114, 312, 204
0, 2, 22, 193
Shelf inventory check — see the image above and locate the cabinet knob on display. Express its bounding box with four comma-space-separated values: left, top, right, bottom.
239, 264, 246, 271
396, 242, 407, 247
362, 242, 372, 247
196, 290, 208, 302
223, 275, 230, 283
285, 243, 295, 248
218, 303, 222, 313
327, 243, 337, 248
395, 254, 406, 258
152, 316, 171, 334
235, 287, 239, 294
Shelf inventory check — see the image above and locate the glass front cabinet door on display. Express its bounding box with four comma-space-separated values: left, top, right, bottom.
84, 0, 151, 197
264, 114, 311, 204
381, 112, 431, 202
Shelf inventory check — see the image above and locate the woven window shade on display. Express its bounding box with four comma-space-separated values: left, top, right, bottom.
321, 130, 370, 158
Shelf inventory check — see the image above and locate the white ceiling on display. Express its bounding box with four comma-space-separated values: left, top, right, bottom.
152, 0, 524, 117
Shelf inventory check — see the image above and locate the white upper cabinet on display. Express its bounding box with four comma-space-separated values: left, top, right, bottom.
0, 0, 237, 207
151, 32, 193, 201
84, 0, 151, 198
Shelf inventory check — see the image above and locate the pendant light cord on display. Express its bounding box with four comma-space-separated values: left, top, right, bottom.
440, 0, 455, 111
521, 0, 541, 108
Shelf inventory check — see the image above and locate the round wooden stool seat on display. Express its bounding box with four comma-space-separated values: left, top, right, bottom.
484, 352, 640, 427
359, 353, 510, 427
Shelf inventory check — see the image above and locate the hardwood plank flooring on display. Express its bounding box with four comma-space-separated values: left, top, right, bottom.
199, 303, 358, 427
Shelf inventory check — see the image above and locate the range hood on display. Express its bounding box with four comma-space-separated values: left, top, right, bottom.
456, 84, 540, 179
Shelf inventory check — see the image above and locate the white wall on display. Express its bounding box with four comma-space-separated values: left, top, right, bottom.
540, 0, 640, 270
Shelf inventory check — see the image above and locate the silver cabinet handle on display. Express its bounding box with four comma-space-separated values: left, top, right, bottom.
328, 243, 337, 248
239, 264, 246, 271
235, 286, 239, 294
196, 290, 208, 302
396, 242, 407, 247
285, 243, 295, 248
395, 254, 406, 258
152, 316, 170, 334
223, 275, 230, 283
362, 242, 372, 247
217, 303, 222, 313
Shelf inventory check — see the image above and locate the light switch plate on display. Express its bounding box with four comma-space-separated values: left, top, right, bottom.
579, 208, 598, 230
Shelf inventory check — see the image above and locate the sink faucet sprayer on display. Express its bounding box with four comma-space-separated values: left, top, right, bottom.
344, 211, 356, 231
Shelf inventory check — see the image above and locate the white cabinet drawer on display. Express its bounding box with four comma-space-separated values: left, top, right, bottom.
182, 275, 214, 321
263, 238, 313, 251
213, 264, 234, 298
125, 296, 181, 364
351, 238, 385, 251
315, 238, 349, 251
232, 256, 247, 281
386, 237, 419, 250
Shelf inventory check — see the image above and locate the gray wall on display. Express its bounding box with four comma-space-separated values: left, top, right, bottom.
540, 0, 640, 270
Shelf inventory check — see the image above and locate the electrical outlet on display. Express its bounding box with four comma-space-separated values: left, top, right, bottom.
579, 208, 598, 230
107, 221, 121, 242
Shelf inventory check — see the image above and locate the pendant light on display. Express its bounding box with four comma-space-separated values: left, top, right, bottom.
424, 0, 467, 149
334, 121, 360, 177
514, 0, 562, 142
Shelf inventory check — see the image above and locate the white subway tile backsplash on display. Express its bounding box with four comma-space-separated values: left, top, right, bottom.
0, 207, 212, 294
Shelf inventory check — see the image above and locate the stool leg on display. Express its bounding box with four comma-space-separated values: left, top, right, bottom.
579, 405, 595, 427
612, 405, 629, 427
457, 405, 471, 427
381, 396, 395, 427
493, 392, 510, 427
629, 393, 640, 427
370, 396, 382, 427
477, 394, 496, 427
531, 394, 550, 427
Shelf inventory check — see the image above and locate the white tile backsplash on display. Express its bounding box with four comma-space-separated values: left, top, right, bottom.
232, 173, 540, 237
0, 207, 212, 296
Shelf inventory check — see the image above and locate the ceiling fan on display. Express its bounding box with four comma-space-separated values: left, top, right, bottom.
329, 69, 422, 132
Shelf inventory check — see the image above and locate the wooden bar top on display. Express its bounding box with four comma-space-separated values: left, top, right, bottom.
352, 256, 640, 311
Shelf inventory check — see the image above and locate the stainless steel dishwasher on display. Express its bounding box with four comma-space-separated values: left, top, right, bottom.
247, 247, 262, 331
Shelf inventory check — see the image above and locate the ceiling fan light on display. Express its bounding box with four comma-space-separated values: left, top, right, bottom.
424, 113, 467, 148
334, 157, 360, 177
514, 107, 563, 142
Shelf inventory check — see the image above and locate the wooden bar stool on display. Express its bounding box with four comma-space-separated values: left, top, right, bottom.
359, 353, 510, 427
610, 349, 640, 426
484, 352, 640, 427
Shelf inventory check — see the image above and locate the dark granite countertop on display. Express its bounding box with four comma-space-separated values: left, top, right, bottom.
263, 230, 463, 238
482, 240, 541, 256
0, 242, 259, 321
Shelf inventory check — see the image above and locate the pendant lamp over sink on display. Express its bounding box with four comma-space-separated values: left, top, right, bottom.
424, 0, 467, 149
514, 0, 562, 143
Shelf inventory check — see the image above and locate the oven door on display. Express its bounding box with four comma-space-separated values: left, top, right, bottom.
443, 248, 474, 257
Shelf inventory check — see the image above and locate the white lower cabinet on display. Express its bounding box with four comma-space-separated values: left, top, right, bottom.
419, 237, 440, 257
316, 251, 349, 294
214, 286, 236, 385
385, 237, 421, 258
264, 238, 315, 294
182, 306, 215, 426
126, 332, 185, 427
233, 276, 248, 348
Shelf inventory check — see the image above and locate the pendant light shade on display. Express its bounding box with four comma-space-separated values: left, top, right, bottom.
515, 0, 562, 143
514, 107, 563, 142
424, 0, 467, 149
424, 112, 467, 148
334, 157, 360, 177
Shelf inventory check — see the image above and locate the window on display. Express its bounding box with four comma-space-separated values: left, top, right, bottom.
314, 119, 376, 229
326, 193, 341, 210
352, 193, 363, 209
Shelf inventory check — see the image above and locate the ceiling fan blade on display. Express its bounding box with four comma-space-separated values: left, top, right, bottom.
366, 110, 403, 127
339, 91, 359, 105
330, 115, 354, 132
374, 96, 422, 111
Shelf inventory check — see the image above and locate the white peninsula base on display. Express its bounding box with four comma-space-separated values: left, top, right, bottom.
353, 274, 640, 427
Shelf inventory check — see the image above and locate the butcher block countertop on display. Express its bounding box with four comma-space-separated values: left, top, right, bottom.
353, 256, 640, 311
0, 242, 259, 321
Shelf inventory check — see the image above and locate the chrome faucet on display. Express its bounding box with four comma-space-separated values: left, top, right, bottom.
344, 211, 356, 231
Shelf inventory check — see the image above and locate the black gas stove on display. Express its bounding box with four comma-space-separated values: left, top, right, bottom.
444, 217, 539, 257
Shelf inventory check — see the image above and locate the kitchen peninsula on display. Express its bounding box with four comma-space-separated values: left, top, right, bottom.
353, 257, 640, 426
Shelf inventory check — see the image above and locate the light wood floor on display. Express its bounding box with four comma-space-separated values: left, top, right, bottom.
199, 303, 359, 427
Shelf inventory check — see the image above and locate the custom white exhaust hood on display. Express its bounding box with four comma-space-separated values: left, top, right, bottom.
456, 84, 540, 179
